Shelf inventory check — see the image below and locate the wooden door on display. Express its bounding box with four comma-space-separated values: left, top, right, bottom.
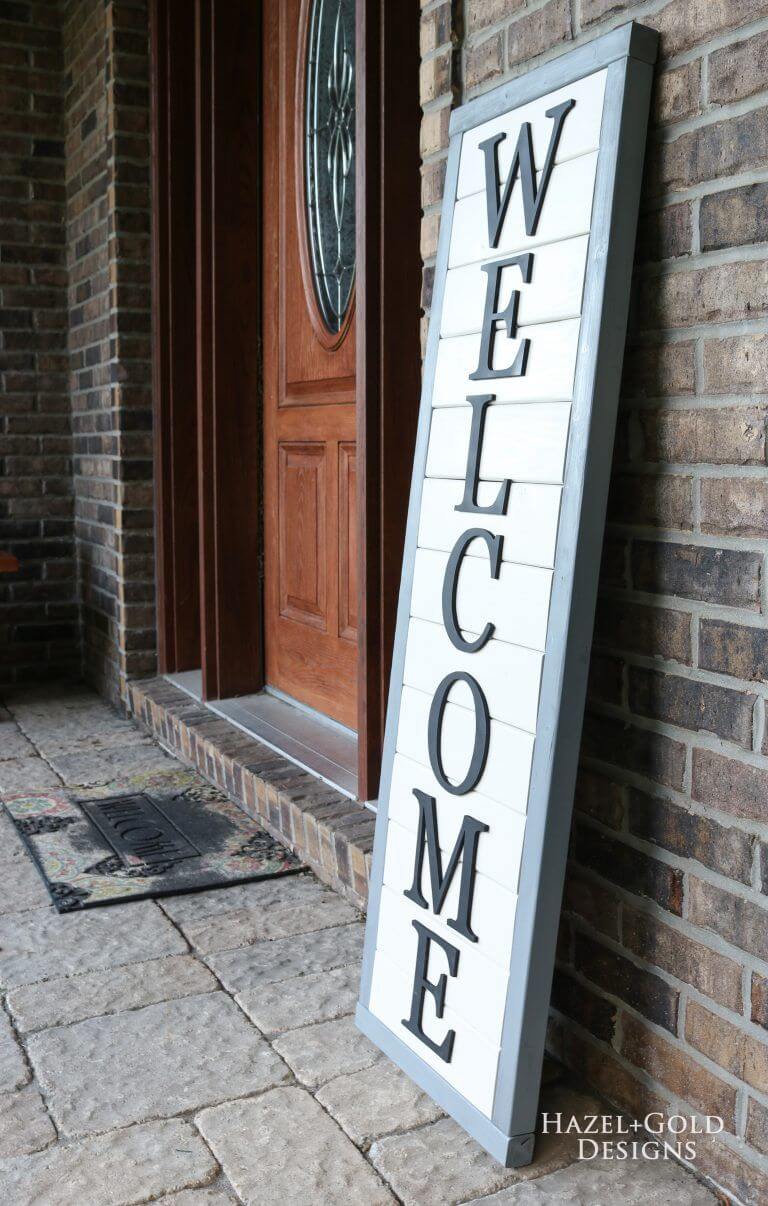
263, 0, 357, 729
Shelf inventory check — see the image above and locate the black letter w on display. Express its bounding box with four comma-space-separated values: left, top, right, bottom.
480, 99, 575, 246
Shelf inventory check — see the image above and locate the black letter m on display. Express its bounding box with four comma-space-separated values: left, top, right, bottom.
404, 789, 488, 943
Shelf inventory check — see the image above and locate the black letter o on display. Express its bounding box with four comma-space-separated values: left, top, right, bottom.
427, 672, 490, 796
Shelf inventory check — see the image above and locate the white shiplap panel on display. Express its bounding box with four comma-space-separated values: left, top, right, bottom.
433, 318, 579, 406
395, 684, 535, 810
375, 880, 512, 1037
403, 616, 542, 733
410, 547, 552, 652
417, 478, 562, 570
426, 403, 571, 486
449, 152, 599, 271
441, 235, 589, 338
388, 753, 528, 882
456, 69, 607, 199
369, 948, 500, 1116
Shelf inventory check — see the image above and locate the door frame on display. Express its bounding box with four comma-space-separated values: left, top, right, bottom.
355, 0, 422, 797
149, 0, 421, 801
195, 0, 264, 702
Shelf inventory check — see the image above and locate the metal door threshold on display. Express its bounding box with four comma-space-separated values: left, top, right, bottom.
164, 673, 357, 799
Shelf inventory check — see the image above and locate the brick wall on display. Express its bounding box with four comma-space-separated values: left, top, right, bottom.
63, 0, 154, 706
0, 2, 78, 688
421, 1, 768, 1200
0, 0, 153, 698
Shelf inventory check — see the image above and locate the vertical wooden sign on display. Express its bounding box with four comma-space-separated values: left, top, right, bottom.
356, 24, 658, 1166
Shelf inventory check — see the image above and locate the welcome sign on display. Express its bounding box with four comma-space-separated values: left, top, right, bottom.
356, 24, 658, 1165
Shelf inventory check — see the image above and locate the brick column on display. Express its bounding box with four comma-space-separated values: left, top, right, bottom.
63, 0, 154, 705
419, 0, 462, 351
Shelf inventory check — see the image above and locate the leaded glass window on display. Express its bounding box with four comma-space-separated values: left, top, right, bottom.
304, 0, 355, 334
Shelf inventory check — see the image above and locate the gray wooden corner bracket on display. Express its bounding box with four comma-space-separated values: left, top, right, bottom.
357, 20, 659, 1167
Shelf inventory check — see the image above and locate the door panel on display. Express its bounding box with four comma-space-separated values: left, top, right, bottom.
263, 0, 357, 729
278, 443, 327, 629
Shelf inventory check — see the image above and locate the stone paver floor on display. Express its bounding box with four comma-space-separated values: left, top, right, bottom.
0, 685, 717, 1205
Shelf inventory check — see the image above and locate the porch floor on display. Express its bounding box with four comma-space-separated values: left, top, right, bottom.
0, 684, 716, 1205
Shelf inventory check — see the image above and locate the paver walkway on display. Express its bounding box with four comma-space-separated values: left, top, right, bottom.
0, 685, 717, 1205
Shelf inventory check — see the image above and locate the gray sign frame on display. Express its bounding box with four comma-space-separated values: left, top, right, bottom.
356, 22, 658, 1167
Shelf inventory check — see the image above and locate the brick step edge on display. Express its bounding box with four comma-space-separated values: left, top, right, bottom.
126, 677, 372, 911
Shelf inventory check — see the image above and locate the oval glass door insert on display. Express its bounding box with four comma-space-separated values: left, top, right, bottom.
304, 0, 356, 334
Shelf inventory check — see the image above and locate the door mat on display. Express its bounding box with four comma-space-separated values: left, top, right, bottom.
3, 784, 304, 913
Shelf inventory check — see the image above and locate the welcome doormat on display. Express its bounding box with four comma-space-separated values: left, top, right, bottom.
3, 783, 304, 912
